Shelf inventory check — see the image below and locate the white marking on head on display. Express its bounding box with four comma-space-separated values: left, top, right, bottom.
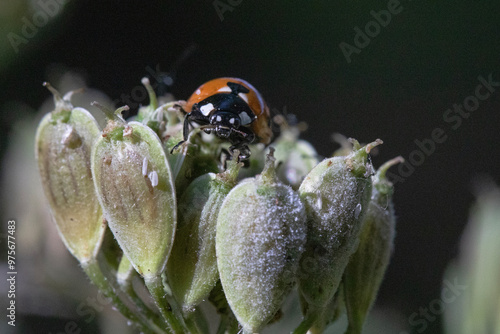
216, 115, 222, 122
200, 103, 214, 116
218, 86, 232, 93
142, 158, 148, 176
195, 89, 201, 95
238, 93, 249, 103
239, 111, 253, 125
229, 118, 235, 124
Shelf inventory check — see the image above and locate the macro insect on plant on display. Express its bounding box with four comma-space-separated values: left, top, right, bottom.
35, 74, 400, 334
173, 77, 272, 160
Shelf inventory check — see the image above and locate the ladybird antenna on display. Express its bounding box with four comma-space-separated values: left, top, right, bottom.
155, 43, 198, 96
168, 43, 198, 79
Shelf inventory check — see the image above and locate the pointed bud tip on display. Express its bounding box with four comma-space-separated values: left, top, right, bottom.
365, 139, 383, 153
376, 156, 404, 179
260, 147, 277, 182
374, 156, 404, 193
141, 77, 158, 110
92, 102, 128, 123
43, 81, 61, 98
348, 137, 361, 150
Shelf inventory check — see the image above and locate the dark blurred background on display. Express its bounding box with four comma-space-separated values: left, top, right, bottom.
1, 1, 499, 333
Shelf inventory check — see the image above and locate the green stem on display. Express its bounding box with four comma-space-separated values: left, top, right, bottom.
81, 259, 161, 334
145, 275, 186, 334
121, 278, 167, 331
293, 306, 324, 334
116, 255, 166, 330
184, 314, 202, 334
216, 313, 239, 334
216, 314, 229, 334
309, 325, 325, 334
293, 316, 316, 334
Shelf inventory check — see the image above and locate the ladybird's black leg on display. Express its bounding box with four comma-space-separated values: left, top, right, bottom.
219, 148, 231, 170
229, 141, 251, 161
170, 140, 185, 154
182, 112, 191, 141
171, 110, 212, 153
226, 126, 255, 161
170, 113, 191, 154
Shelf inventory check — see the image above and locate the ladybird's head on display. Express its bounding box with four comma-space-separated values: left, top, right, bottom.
210, 111, 241, 138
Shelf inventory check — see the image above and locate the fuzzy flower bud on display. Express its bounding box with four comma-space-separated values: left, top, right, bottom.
297, 139, 382, 319
167, 156, 242, 313
35, 83, 105, 264
343, 156, 403, 334
92, 112, 176, 279
216, 149, 307, 334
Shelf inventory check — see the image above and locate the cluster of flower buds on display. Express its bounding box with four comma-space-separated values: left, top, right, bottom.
35, 78, 401, 334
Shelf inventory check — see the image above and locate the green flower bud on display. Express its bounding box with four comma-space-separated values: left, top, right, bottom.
167, 157, 242, 313
297, 139, 382, 317
35, 83, 105, 264
343, 156, 403, 334
92, 115, 176, 279
216, 149, 307, 334
273, 126, 319, 190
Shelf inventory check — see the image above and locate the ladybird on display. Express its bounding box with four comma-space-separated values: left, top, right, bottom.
176, 77, 272, 160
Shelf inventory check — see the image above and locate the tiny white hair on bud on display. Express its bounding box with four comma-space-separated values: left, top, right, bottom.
142, 158, 148, 176
149, 171, 159, 187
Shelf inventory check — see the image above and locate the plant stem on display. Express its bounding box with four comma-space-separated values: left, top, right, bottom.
293, 317, 315, 334
216, 313, 239, 334
114, 254, 167, 331
145, 275, 186, 334
293, 308, 322, 334
216, 314, 229, 334
121, 277, 167, 331
184, 314, 202, 334
81, 259, 162, 334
